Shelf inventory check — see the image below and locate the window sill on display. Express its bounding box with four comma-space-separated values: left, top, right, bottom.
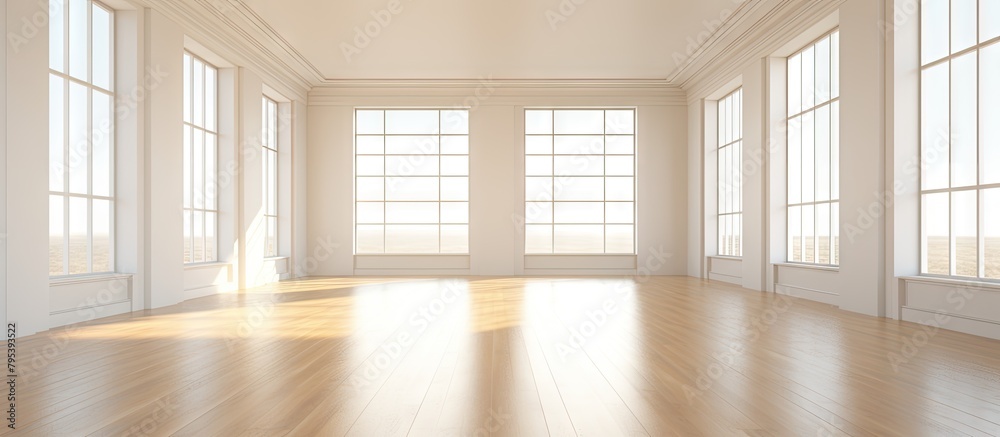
773, 262, 839, 273
50, 272, 132, 286
354, 254, 471, 270
898, 275, 1000, 293
184, 261, 231, 271
524, 254, 637, 270
264, 256, 289, 262
709, 255, 743, 261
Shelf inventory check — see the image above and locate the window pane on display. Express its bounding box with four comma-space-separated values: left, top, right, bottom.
832, 203, 840, 265
923, 192, 950, 275
606, 202, 634, 224
183, 126, 192, 208
984, 0, 1000, 42
68, 197, 88, 275
441, 136, 469, 155
267, 151, 277, 215
206, 134, 217, 210
356, 110, 384, 134
788, 205, 801, 262
801, 46, 815, 110
193, 210, 204, 262
801, 111, 815, 203
526, 156, 553, 176
92, 91, 112, 197
815, 36, 831, 103
554, 136, 603, 155
788, 54, 802, 115
802, 204, 815, 263
606, 177, 634, 201
68, 82, 88, 194
440, 156, 468, 176
93, 199, 111, 273
952, 190, 978, 277
525, 136, 553, 155
357, 177, 385, 201
92, 6, 112, 91
207, 212, 217, 261
983, 43, 1000, 185
50, 76, 65, 192
357, 156, 385, 176
555, 156, 602, 176
386, 155, 438, 176
50, 0, 66, 72
526, 177, 554, 201
525, 225, 553, 253
525, 110, 553, 135
193, 130, 204, 209
788, 116, 802, 204
441, 177, 468, 201
205, 67, 217, 132
183, 54, 192, 124
606, 110, 634, 134
386, 177, 437, 201
68, 0, 88, 80
817, 203, 831, 265
832, 102, 840, 199
441, 225, 469, 253
50, 196, 65, 276
952, 0, 978, 54
386, 202, 439, 224
193, 59, 204, 127
922, 62, 950, 190
266, 216, 277, 258
385, 225, 438, 253
357, 202, 384, 224
815, 105, 831, 202
554, 202, 603, 224
605, 156, 634, 176
356, 225, 384, 254
985, 189, 1000, 279
922, 0, 949, 65
441, 110, 468, 134
554, 225, 604, 253
357, 136, 385, 155
606, 136, 634, 154
606, 225, 634, 254
831, 33, 840, 99
386, 136, 439, 155
554, 110, 604, 134
525, 202, 553, 224
556, 177, 604, 201
951, 53, 978, 188
441, 202, 469, 224
183, 210, 192, 263
386, 110, 439, 134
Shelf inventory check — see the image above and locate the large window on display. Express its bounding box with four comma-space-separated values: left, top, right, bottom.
49, 0, 115, 276
183, 52, 218, 263
718, 89, 743, 257
787, 31, 840, 266
524, 109, 636, 254
262, 97, 279, 258
354, 109, 470, 254
920, 1, 1000, 279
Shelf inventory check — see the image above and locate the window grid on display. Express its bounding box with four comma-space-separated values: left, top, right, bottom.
524, 109, 637, 255
787, 30, 840, 267
354, 109, 470, 254
48, 0, 115, 277
919, 0, 1000, 280
263, 97, 279, 258
183, 52, 219, 264
718, 88, 743, 257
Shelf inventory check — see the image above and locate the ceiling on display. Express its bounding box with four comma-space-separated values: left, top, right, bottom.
241, 0, 741, 81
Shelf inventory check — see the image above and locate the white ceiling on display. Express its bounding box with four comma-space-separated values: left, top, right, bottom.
242, 0, 740, 81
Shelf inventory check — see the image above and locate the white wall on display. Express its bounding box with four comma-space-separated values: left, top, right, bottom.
307, 83, 689, 277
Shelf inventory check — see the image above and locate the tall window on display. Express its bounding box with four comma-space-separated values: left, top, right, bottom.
524, 109, 636, 254
920, 1, 1000, 279
718, 89, 743, 257
183, 52, 218, 263
262, 97, 279, 258
787, 31, 840, 266
49, 0, 115, 276
354, 109, 470, 254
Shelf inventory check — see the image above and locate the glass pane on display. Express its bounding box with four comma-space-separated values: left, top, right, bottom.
385, 225, 438, 253
788, 205, 801, 262
206, 212, 217, 261
193, 130, 204, 209
983, 43, 1000, 185
356, 202, 384, 224
734, 214, 743, 256
92, 91, 112, 197
183, 54, 192, 124
68, 0, 88, 80
50, 76, 65, 192
951, 0, 978, 54
801, 46, 815, 110
554, 110, 604, 134
788, 115, 802, 204
554, 136, 603, 155
985, 189, 1000, 279
357, 156, 385, 176
356, 110, 384, 134
922, 62, 950, 190
985, 0, 1000, 42
92, 6, 112, 90
606, 202, 634, 224
183, 126, 192, 208
441, 136, 469, 154
554, 202, 603, 224
922, 192, 950, 275
193, 59, 204, 127
606, 225, 634, 254
441, 202, 469, 224
817, 203, 831, 265
953, 190, 978, 277
554, 225, 604, 253
525, 136, 553, 155
605, 156, 634, 176
50, 196, 65, 276
69, 82, 88, 195
193, 210, 204, 263
441, 110, 468, 134
50, 0, 66, 72
356, 225, 384, 254
815, 36, 831, 103
205, 67, 217, 132
801, 111, 815, 203
951, 53, 978, 188
525, 202, 553, 224
440, 156, 468, 176
183, 210, 192, 263
788, 54, 802, 115
606, 136, 634, 155
356, 177, 384, 201
719, 214, 729, 256
832, 203, 840, 265
605, 110, 634, 134
525, 110, 553, 135
526, 156, 553, 176
386, 202, 439, 224
267, 151, 277, 215
440, 177, 468, 201
719, 146, 730, 214
606, 177, 634, 201
815, 105, 831, 202
68, 197, 88, 274
206, 134, 217, 210
356, 136, 385, 155
832, 102, 840, 199
526, 177, 554, 201
556, 177, 604, 201
555, 156, 602, 176
386, 136, 439, 155
385, 177, 437, 201
385, 155, 438, 176
922, 0, 949, 65
441, 225, 469, 253
831, 33, 840, 99
525, 225, 553, 253
93, 199, 111, 273
266, 216, 277, 258
386, 110, 439, 134
803, 204, 815, 263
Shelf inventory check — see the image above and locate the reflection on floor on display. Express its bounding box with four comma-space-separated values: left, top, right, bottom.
11, 277, 1000, 436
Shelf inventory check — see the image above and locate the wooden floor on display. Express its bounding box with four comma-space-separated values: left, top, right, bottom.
7, 277, 1000, 436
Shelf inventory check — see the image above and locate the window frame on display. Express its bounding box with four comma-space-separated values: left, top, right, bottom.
717, 88, 744, 258
523, 108, 638, 255
48, 0, 117, 277
182, 51, 220, 264
262, 97, 279, 258
786, 29, 841, 267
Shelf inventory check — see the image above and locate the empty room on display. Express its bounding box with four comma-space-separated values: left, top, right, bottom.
2, 0, 1000, 435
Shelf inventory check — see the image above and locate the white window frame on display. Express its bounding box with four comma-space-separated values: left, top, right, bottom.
183, 51, 219, 264
354, 108, 471, 255
718, 89, 743, 257
919, 1, 1000, 280
786, 29, 840, 267
262, 97, 279, 258
524, 108, 637, 255
49, 0, 116, 277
